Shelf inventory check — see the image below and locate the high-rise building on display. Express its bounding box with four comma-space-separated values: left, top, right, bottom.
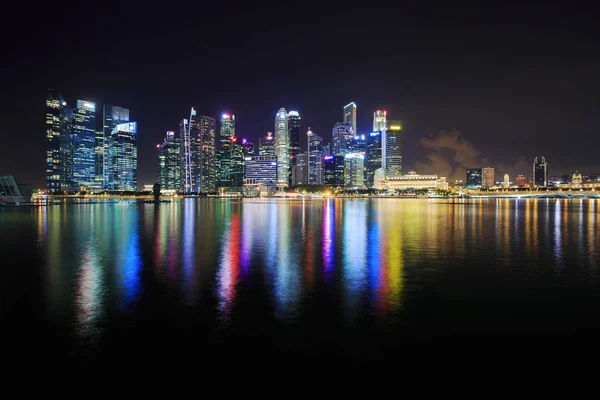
384, 120, 403, 177
466, 168, 483, 188
196, 115, 216, 193
95, 130, 104, 189
259, 132, 275, 156
366, 131, 382, 187
324, 155, 344, 187
219, 114, 235, 188
244, 155, 278, 193
344, 153, 365, 189
46, 90, 72, 192
274, 108, 289, 188
482, 167, 495, 188
242, 139, 255, 158
180, 110, 198, 193
292, 152, 308, 186
533, 156, 548, 187
158, 131, 181, 190
106, 122, 137, 191
307, 128, 323, 185
72, 100, 96, 188
288, 111, 301, 185
332, 122, 353, 156
103, 105, 129, 189
515, 174, 530, 187
503, 174, 510, 188
343, 102, 357, 134
229, 136, 244, 188
373, 110, 387, 132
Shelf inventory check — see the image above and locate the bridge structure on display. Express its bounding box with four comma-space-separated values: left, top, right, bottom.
465, 190, 600, 199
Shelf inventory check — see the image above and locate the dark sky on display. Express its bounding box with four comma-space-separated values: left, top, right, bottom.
1, 1, 599, 187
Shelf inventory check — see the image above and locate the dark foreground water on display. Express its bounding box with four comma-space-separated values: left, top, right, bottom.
2, 198, 600, 367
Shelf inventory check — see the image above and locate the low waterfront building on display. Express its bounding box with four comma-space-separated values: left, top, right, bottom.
383, 171, 448, 191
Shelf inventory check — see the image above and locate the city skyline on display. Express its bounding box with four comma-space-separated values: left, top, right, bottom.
2, 3, 600, 188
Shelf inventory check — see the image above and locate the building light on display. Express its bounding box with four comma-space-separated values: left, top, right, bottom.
244, 157, 251, 161
222, 114, 230, 119
389, 125, 401, 130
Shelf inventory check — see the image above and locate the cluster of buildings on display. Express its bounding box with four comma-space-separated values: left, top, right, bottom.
45, 90, 137, 192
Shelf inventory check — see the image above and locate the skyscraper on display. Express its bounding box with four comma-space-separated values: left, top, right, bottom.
292, 152, 308, 186
332, 122, 353, 156
72, 100, 96, 188
158, 131, 181, 190
307, 128, 323, 185
533, 156, 548, 187
180, 109, 197, 193
274, 108, 289, 188
344, 153, 365, 188
288, 111, 301, 185
45, 90, 72, 192
482, 167, 495, 188
366, 131, 382, 187
503, 174, 510, 188
242, 139, 255, 158
219, 114, 235, 188
384, 120, 403, 177
259, 132, 275, 156
244, 155, 278, 194
466, 168, 483, 188
102, 105, 129, 189
324, 156, 345, 187
229, 136, 244, 188
373, 110, 387, 132
343, 102, 357, 134
106, 122, 137, 191
196, 115, 216, 193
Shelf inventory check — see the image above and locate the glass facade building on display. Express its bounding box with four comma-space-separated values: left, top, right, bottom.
466, 168, 483, 188
244, 155, 277, 191
288, 111, 301, 185
196, 115, 216, 193
384, 120, 403, 177
307, 129, 323, 185
292, 152, 308, 186
219, 114, 235, 188
324, 155, 345, 187
344, 153, 365, 188
366, 131, 382, 187
72, 100, 96, 188
533, 156, 548, 187
158, 131, 181, 190
373, 110, 387, 132
106, 122, 137, 191
274, 108, 289, 187
332, 122, 353, 156
102, 105, 129, 189
343, 102, 357, 135
45, 90, 72, 192
259, 132, 275, 156
229, 137, 244, 188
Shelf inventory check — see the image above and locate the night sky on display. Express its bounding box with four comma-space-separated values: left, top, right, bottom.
1, 2, 599, 188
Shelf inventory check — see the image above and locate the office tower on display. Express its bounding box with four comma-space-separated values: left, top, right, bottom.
307, 128, 323, 185
533, 156, 548, 187
102, 105, 129, 189
291, 152, 308, 186
244, 155, 278, 192
219, 114, 235, 188
350, 134, 366, 154
515, 174, 529, 187
106, 122, 137, 191
229, 136, 244, 188
259, 132, 275, 156
343, 102, 357, 134
503, 174, 510, 188
95, 130, 104, 189
344, 153, 365, 188
72, 100, 96, 188
196, 115, 216, 193
46, 90, 72, 192
332, 122, 353, 155
322, 143, 331, 157
180, 109, 198, 193
466, 168, 483, 188
373, 110, 387, 132
323, 156, 337, 187
384, 120, 403, 177
288, 111, 301, 185
366, 131, 382, 187
242, 139, 255, 157
274, 108, 289, 188
482, 167, 495, 188
158, 131, 181, 190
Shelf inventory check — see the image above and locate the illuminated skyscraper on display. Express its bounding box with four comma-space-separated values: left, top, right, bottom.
45, 90, 72, 192
288, 111, 301, 185
466, 168, 482, 188
229, 136, 244, 188
72, 100, 96, 188
102, 105, 129, 189
366, 131, 382, 187
180, 109, 198, 193
332, 122, 353, 156
384, 120, 403, 177
343, 102, 357, 134
274, 108, 289, 188
533, 156, 548, 187
219, 114, 235, 188
324, 156, 344, 187
259, 132, 275, 156
503, 174, 510, 188
242, 138, 255, 157
344, 153, 365, 188
373, 110, 387, 132
244, 155, 278, 193
196, 115, 216, 193
307, 128, 323, 185
106, 122, 137, 191
158, 131, 181, 190
482, 167, 495, 188
292, 152, 308, 186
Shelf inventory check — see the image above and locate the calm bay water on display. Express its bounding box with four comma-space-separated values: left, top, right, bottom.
2, 198, 600, 366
